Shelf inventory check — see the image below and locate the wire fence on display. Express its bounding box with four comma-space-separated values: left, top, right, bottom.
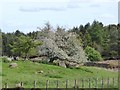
2, 77, 119, 89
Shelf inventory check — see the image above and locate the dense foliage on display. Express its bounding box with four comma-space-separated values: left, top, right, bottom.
85, 46, 102, 61
1, 21, 119, 60
9, 35, 42, 59
70, 21, 119, 60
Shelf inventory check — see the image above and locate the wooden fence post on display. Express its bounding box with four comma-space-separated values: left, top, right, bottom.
113, 78, 114, 87
46, 80, 49, 90
118, 77, 120, 89
20, 82, 23, 87
107, 77, 110, 88
101, 78, 104, 88
56, 80, 59, 88
88, 78, 90, 88
81, 79, 84, 88
66, 80, 68, 90
34, 80, 36, 88
95, 78, 98, 88
5, 83, 8, 88
74, 79, 77, 89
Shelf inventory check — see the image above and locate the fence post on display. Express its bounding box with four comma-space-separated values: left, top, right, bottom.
107, 77, 110, 88
56, 80, 59, 88
113, 78, 114, 87
5, 83, 8, 88
74, 79, 77, 89
34, 80, 36, 88
88, 78, 90, 88
20, 82, 23, 87
95, 78, 98, 88
66, 80, 68, 90
46, 80, 49, 90
81, 78, 84, 88
118, 77, 120, 89
101, 77, 104, 88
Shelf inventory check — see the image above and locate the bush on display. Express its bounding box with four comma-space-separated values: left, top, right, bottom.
85, 46, 103, 61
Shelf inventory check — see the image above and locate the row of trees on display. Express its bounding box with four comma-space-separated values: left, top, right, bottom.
2, 30, 42, 59
70, 21, 119, 60
1, 21, 119, 61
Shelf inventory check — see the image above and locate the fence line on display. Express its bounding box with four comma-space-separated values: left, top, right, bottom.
3, 77, 118, 88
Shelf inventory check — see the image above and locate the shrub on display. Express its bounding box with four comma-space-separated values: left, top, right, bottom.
85, 46, 103, 61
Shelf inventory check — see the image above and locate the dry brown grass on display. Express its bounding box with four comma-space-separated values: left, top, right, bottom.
98, 60, 119, 69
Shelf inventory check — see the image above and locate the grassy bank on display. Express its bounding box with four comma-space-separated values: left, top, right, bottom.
1, 58, 118, 88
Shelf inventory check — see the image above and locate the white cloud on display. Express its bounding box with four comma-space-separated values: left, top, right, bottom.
19, 2, 68, 12
19, 7, 66, 12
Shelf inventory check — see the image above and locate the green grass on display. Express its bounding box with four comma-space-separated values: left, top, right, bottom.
1, 58, 118, 88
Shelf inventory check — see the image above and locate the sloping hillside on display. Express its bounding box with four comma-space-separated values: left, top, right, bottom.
1, 59, 118, 88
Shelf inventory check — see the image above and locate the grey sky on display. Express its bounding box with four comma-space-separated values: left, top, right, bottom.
0, 0, 119, 33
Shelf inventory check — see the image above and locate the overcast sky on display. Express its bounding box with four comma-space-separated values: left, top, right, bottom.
0, 0, 119, 33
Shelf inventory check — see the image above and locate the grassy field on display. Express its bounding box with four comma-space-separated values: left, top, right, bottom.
1, 58, 118, 88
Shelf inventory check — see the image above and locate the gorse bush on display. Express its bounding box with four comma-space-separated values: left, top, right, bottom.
85, 46, 103, 61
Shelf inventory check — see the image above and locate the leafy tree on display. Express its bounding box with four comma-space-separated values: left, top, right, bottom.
83, 33, 92, 47
88, 21, 104, 45
27, 31, 38, 39
82, 22, 90, 34
9, 35, 42, 59
85, 46, 103, 61
103, 24, 119, 59
14, 30, 25, 36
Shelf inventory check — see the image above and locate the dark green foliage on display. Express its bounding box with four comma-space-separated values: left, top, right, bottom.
27, 31, 38, 39
85, 46, 103, 61
70, 20, 119, 60
15, 30, 25, 36
88, 21, 104, 45
2, 30, 26, 56
9, 35, 42, 59
2, 32, 16, 56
